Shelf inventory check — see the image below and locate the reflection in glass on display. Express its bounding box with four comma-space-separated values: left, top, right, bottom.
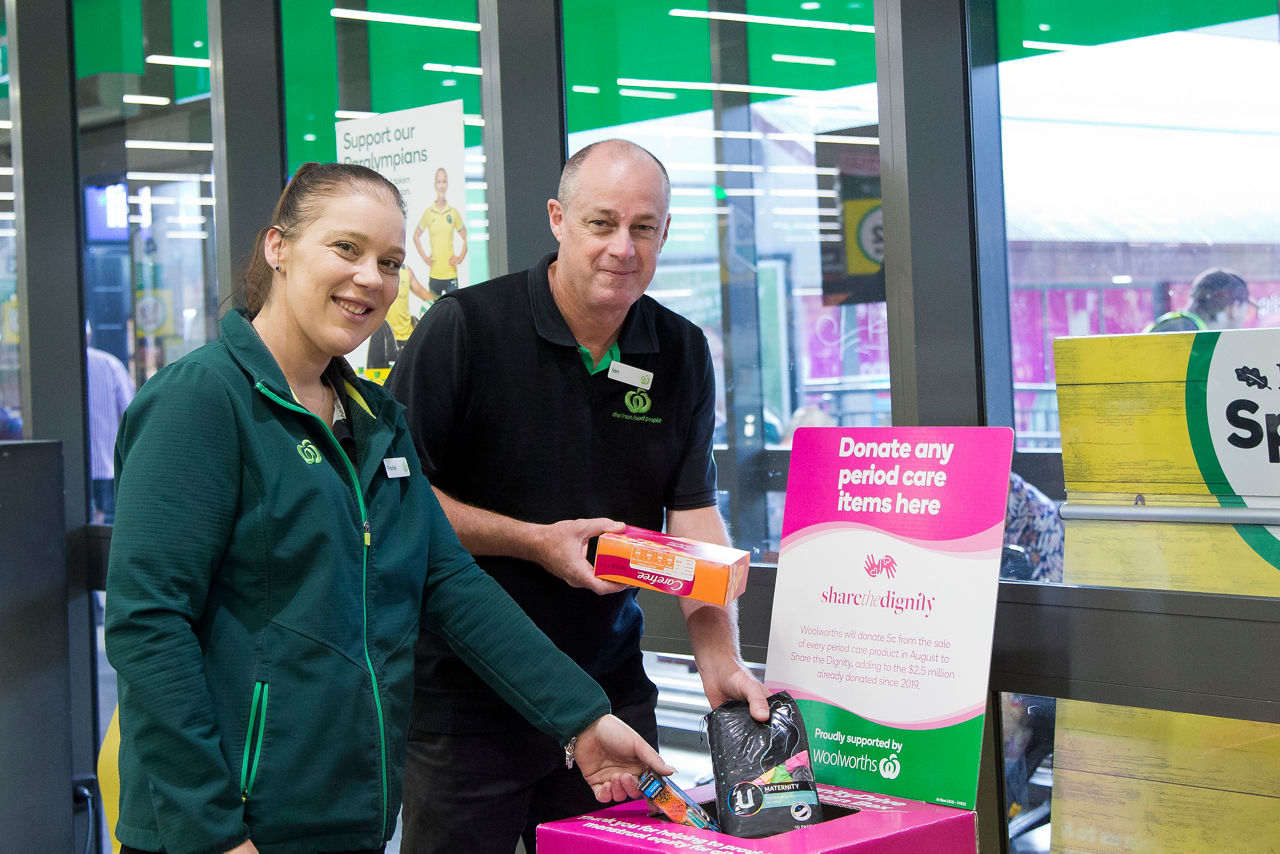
1001, 692, 1055, 853
1001, 693, 1280, 853
999, 5, 1280, 451
281, 1, 488, 285
74, 1, 217, 391
0, 7, 18, 438
563, 1, 884, 554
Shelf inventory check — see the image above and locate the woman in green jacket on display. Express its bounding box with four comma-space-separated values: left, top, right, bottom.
105, 162, 670, 854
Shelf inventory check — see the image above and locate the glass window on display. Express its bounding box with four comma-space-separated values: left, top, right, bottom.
1001, 693, 1280, 853
281, 1, 489, 286
73, 0, 215, 521
563, 0, 884, 555
0, 8, 19, 440
999, 3, 1280, 452
997, 3, 1280, 593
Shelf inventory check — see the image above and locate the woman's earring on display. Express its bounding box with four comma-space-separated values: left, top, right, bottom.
274, 265, 281, 272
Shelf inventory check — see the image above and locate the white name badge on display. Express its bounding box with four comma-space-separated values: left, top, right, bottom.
383, 457, 411, 479
607, 361, 654, 390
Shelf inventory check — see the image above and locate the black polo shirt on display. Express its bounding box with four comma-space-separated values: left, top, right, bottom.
387, 252, 718, 733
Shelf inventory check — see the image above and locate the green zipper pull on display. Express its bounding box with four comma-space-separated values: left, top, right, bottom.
364, 520, 371, 547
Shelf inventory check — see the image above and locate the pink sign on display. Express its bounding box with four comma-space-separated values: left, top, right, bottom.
768, 427, 1012, 808
781, 427, 1012, 543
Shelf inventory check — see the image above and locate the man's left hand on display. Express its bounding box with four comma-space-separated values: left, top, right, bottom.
697, 656, 771, 723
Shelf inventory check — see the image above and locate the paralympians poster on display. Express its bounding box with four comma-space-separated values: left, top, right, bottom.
336, 100, 467, 380
765, 426, 1012, 809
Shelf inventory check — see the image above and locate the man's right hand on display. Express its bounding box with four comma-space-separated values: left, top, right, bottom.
532, 518, 629, 594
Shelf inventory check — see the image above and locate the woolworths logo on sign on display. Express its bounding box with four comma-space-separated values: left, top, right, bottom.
1189, 331, 1280, 567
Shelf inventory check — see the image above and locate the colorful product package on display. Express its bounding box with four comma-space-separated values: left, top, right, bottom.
590, 525, 750, 606
706, 690, 823, 838
639, 769, 720, 831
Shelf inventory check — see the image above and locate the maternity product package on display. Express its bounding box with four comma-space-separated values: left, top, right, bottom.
591, 525, 750, 606
706, 691, 823, 838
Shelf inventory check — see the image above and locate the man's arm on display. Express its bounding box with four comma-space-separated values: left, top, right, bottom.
432, 485, 627, 595
668, 505, 770, 721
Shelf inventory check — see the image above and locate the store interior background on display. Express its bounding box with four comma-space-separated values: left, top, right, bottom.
1, 1, 1277, 852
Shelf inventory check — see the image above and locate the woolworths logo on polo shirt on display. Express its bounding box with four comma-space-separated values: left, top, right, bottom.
625, 390, 651, 413
614, 389, 662, 423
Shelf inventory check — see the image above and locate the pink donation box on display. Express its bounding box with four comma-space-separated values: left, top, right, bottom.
537, 783, 976, 853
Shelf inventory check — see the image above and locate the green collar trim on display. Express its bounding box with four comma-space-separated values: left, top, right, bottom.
578, 342, 620, 375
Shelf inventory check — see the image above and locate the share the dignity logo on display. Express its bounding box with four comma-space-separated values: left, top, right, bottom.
864, 554, 896, 579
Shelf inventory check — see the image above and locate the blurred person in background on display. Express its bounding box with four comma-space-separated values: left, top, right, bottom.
1145, 268, 1256, 333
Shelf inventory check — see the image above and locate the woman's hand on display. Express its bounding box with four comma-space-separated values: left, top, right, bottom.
224, 840, 259, 854
572, 714, 675, 802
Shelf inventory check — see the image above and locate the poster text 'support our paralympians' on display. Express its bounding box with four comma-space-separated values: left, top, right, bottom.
765, 426, 1013, 809
335, 100, 468, 379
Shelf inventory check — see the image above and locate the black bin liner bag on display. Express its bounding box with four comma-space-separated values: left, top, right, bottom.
705, 690, 823, 838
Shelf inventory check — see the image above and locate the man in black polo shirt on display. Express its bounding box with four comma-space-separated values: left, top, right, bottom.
387, 138, 768, 852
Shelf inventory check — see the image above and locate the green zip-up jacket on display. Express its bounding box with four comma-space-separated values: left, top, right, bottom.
105, 310, 610, 854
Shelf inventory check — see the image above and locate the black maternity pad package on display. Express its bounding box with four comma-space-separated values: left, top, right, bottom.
705, 690, 823, 838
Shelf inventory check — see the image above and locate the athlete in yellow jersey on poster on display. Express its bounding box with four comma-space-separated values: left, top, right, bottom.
413, 167, 468, 296
386, 263, 434, 346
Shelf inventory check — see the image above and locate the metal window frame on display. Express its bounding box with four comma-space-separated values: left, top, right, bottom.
5, 3, 96, 849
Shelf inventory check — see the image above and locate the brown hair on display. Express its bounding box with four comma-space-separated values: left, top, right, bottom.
237, 162, 405, 315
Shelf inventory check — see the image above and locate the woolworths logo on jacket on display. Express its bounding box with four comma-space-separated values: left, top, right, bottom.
297, 440, 323, 464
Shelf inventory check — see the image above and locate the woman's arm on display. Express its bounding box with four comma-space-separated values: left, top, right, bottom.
106, 362, 252, 852
417, 485, 669, 794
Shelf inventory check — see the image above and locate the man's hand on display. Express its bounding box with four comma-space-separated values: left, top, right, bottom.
681, 597, 771, 723
530, 518, 629, 595
573, 714, 675, 802
697, 655, 771, 722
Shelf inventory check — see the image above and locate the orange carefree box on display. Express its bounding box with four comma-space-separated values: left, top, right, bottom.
592, 525, 750, 606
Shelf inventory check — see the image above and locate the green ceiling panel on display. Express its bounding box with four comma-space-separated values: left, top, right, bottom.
282, 0, 342, 172
564, 1, 881, 133
997, 0, 1276, 61
744, 0, 876, 97
171, 0, 209, 103
73, 0, 144, 79
366, 0, 482, 149
564, 0, 714, 133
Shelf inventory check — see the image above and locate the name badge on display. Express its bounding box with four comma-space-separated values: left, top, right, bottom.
383, 457, 410, 479
608, 361, 654, 390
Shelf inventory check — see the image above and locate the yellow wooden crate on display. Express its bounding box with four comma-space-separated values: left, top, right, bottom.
1054, 329, 1280, 596
1049, 700, 1280, 853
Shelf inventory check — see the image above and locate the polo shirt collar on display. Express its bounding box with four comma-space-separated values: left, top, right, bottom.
528, 252, 661, 355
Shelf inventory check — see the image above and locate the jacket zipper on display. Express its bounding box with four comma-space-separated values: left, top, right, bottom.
255, 381, 390, 838
240, 681, 269, 800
